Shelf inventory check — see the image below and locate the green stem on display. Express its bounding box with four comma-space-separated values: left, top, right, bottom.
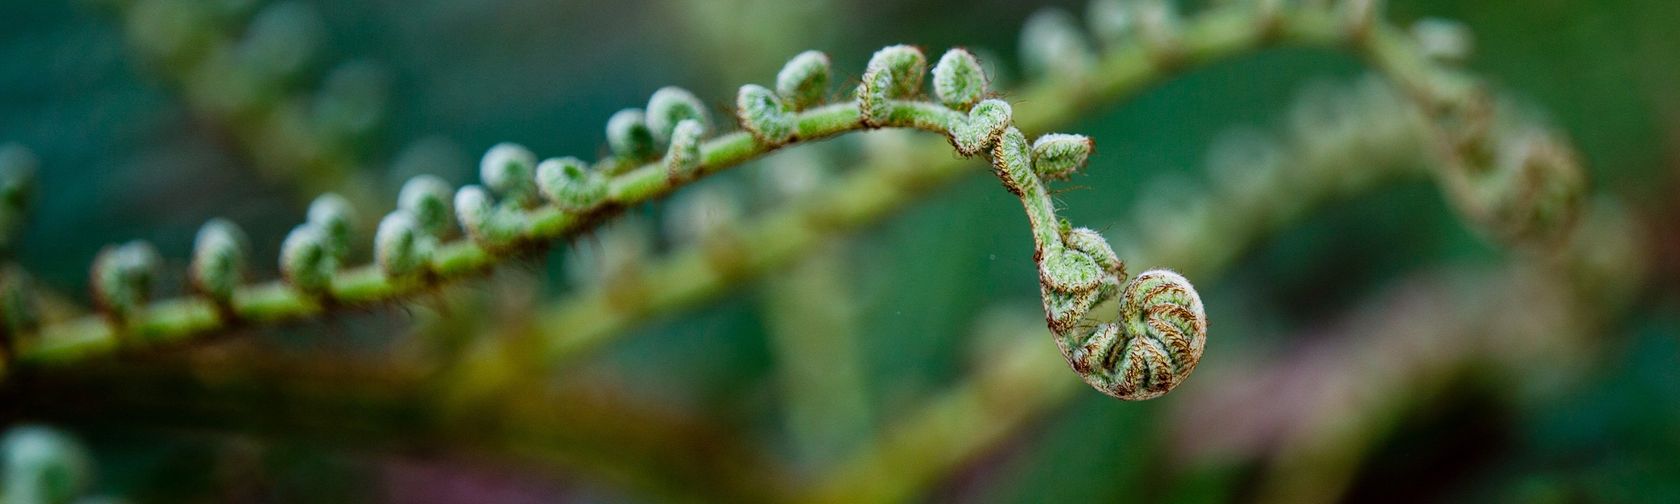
8, 355, 794, 502
17, 99, 962, 367
519, 3, 1491, 367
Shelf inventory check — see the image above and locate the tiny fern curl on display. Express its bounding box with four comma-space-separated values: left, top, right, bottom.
375, 212, 428, 279
452, 185, 506, 249
280, 224, 334, 295
932, 48, 988, 110
1060, 269, 1206, 401
989, 127, 1038, 195
736, 84, 796, 145
537, 157, 606, 211
951, 99, 1013, 156
606, 109, 658, 160
664, 119, 705, 182
306, 193, 357, 259
647, 87, 712, 144
190, 218, 249, 305
1065, 227, 1124, 277
1031, 134, 1094, 180
480, 143, 541, 208
775, 50, 830, 111
857, 45, 927, 125
397, 175, 454, 237
92, 241, 160, 321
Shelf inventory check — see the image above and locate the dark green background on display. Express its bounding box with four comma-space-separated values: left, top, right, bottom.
1, 0, 1676, 501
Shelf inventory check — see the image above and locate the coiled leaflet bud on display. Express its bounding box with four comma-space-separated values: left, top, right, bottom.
606, 109, 658, 160
857, 45, 927, 125
664, 119, 705, 182
950, 99, 1013, 156
375, 212, 428, 279
931, 48, 988, 111
2, 425, 92, 504
1037, 228, 1124, 335
537, 157, 606, 211
1040, 245, 1106, 293
306, 193, 356, 260
1031, 133, 1094, 180
775, 50, 830, 111
989, 127, 1036, 195
453, 185, 510, 249
92, 240, 160, 320
1064, 227, 1123, 277
397, 174, 453, 237
647, 86, 711, 145
190, 218, 249, 305
479, 142, 541, 207
1060, 269, 1206, 401
736, 84, 796, 145
280, 224, 334, 295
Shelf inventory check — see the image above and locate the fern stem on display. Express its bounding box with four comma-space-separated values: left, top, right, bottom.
19, 2, 1582, 395
17, 101, 956, 366
511, 3, 1560, 370
804, 70, 1625, 501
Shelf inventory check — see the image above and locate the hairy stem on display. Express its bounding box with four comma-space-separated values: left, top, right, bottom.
512, 3, 1554, 371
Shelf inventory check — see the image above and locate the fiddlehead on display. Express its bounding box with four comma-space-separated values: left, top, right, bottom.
23, 18, 1211, 403
280, 224, 334, 295
997, 124, 1206, 399
850, 45, 1207, 400
1059, 270, 1206, 400
931, 48, 988, 110
776, 50, 832, 112
16, 0, 1583, 409
91, 241, 160, 323
190, 218, 249, 307
375, 212, 428, 280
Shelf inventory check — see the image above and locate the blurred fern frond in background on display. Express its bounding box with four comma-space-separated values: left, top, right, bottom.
0, 0, 1675, 502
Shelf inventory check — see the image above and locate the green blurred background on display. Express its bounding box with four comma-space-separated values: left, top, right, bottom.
1, 0, 1677, 502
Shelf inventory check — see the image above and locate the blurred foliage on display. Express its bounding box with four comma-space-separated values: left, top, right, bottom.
0, 0, 1677, 502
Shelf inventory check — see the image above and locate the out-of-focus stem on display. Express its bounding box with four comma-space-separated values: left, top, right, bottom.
5, 354, 794, 503
762, 243, 873, 468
